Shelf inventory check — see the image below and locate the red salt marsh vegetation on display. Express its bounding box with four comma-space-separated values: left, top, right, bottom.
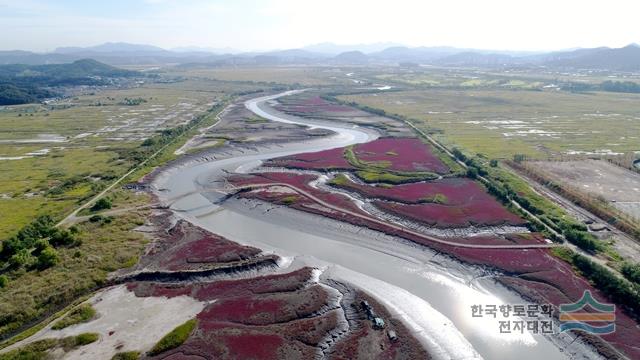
197, 284, 329, 326
231, 173, 541, 248
276, 95, 355, 114
130, 266, 427, 359
375, 200, 526, 228
128, 267, 316, 300
353, 137, 450, 174
139, 220, 264, 271
264, 147, 355, 171
332, 176, 496, 205
266, 137, 450, 177
132, 268, 332, 359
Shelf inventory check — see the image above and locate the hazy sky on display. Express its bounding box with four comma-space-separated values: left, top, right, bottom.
1, 0, 639, 52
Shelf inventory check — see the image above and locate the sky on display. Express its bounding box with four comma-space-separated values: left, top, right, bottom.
1, 0, 640, 52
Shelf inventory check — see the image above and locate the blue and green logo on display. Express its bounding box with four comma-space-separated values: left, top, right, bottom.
559, 291, 615, 334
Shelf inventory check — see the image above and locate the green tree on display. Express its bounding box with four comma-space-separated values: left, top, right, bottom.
36, 247, 60, 270
621, 262, 640, 284
91, 198, 112, 211
8, 249, 34, 269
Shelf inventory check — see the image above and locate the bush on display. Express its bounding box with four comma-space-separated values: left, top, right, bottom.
36, 246, 59, 270
0, 275, 8, 288
0, 333, 99, 359
112, 351, 141, 360
0, 338, 59, 360
571, 253, 640, 315
148, 319, 196, 356
91, 198, 112, 211
8, 249, 35, 269
563, 228, 602, 253
0, 215, 77, 266
621, 262, 640, 285
52, 304, 96, 330
72, 332, 99, 346
466, 167, 478, 179
49, 228, 77, 247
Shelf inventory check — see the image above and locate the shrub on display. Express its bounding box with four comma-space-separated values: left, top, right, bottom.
0, 334, 98, 359
0, 338, 58, 360
466, 167, 478, 179
112, 351, 141, 360
571, 253, 640, 315
49, 229, 76, 247
36, 246, 59, 270
0, 275, 8, 288
52, 304, 96, 330
72, 332, 99, 346
563, 228, 602, 253
148, 319, 196, 356
91, 198, 112, 211
8, 249, 35, 269
621, 262, 640, 285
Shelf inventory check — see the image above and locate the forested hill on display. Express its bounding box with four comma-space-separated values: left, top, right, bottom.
0, 59, 138, 105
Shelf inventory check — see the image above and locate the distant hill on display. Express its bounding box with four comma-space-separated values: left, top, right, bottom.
0, 51, 76, 65
333, 51, 369, 64
369, 46, 461, 62
0, 59, 134, 82
55, 42, 168, 54
2, 42, 640, 71
303, 42, 402, 55
544, 44, 640, 71
434, 52, 517, 67
0, 59, 137, 105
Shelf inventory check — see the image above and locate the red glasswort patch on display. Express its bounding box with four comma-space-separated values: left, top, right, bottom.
354, 137, 449, 174
276, 95, 355, 114
265, 147, 355, 171
333, 177, 493, 205
375, 200, 525, 228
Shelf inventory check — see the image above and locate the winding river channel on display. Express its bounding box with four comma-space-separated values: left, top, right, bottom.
154, 91, 596, 360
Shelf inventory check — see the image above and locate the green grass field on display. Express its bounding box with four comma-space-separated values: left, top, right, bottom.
0, 79, 230, 236
340, 88, 640, 159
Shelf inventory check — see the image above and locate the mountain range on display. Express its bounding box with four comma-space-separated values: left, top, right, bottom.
1, 42, 640, 72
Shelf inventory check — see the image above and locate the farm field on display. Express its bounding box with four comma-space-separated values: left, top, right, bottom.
525, 159, 640, 220
165, 66, 355, 86
339, 86, 640, 159
0, 78, 237, 236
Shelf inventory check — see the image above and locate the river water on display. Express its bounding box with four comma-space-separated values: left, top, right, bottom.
154, 91, 594, 360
